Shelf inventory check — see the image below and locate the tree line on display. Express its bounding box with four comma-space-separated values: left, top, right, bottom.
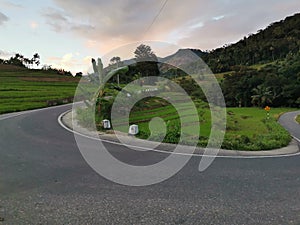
0, 53, 40, 68
0, 53, 75, 76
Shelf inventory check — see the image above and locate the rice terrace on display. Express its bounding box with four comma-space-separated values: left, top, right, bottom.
0, 64, 80, 114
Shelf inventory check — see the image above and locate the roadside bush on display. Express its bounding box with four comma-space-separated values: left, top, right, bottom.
163, 121, 181, 144
136, 130, 150, 139
198, 136, 209, 147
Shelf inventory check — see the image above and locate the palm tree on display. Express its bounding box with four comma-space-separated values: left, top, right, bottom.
251, 85, 273, 107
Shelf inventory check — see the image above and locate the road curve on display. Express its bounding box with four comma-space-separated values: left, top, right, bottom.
279, 110, 300, 142
0, 105, 300, 224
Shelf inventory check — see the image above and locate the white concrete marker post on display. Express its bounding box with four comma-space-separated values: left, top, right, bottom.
129, 124, 139, 135
102, 119, 111, 129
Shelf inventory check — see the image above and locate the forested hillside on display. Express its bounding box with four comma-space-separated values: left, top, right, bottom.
202, 13, 300, 73
162, 13, 300, 107
221, 52, 300, 107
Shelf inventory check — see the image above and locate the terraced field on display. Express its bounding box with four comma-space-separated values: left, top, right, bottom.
0, 65, 80, 114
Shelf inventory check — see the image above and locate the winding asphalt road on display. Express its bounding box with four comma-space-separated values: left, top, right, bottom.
279, 111, 300, 143
0, 105, 300, 225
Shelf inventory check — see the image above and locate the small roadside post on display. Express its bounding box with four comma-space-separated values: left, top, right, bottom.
264, 106, 271, 120
102, 119, 111, 129
129, 125, 139, 136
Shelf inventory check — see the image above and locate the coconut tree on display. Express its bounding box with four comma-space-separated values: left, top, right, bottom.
251, 85, 273, 107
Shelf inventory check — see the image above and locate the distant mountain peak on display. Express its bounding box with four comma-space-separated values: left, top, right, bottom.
161, 48, 204, 67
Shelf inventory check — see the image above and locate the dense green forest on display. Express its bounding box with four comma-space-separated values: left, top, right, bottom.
172, 13, 300, 108
202, 13, 300, 73
216, 13, 300, 108
221, 52, 300, 107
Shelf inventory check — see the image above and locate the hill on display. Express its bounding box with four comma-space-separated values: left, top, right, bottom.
162, 49, 204, 66
158, 13, 300, 108
162, 13, 300, 74
204, 13, 300, 73
0, 65, 80, 114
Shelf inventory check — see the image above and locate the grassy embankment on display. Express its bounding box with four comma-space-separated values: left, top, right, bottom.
0, 65, 80, 114
74, 60, 297, 151
76, 75, 296, 150
124, 95, 294, 151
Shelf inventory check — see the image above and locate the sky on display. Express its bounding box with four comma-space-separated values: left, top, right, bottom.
0, 0, 299, 74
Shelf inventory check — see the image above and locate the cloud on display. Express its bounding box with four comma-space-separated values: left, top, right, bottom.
45, 53, 92, 74
42, 0, 300, 53
41, 0, 216, 53
0, 50, 14, 59
0, 1, 23, 10
42, 7, 94, 34
42, 8, 70, 32
0, 12, 9, 25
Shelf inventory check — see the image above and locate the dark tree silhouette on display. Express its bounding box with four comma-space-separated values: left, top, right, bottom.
134, 44, 159, 85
